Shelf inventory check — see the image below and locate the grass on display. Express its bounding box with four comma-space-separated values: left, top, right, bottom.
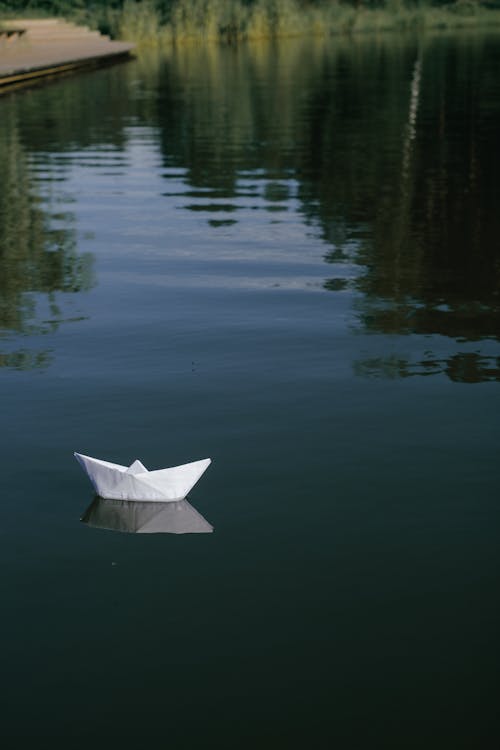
117, 1, 500, 45
2, 1, 500, 44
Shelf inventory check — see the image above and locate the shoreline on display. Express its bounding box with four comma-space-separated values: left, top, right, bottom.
0, 18, 134, 94
2, 3, 500, 46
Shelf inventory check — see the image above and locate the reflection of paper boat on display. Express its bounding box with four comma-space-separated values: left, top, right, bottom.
74, 453, 211, 501
81, 497, 213, 534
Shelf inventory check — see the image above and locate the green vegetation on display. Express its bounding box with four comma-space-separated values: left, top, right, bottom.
1, 1, 500, 43
0, 96, 94, 368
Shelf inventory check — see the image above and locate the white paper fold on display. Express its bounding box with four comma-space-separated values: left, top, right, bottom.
74, 452, 211, 501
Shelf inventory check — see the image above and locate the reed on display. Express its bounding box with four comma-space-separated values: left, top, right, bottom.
122, 1, 500, 45
2, 1, 500, 45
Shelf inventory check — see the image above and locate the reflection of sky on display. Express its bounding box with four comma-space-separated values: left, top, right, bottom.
2, 119, 499, 382
61, 126, 360, 293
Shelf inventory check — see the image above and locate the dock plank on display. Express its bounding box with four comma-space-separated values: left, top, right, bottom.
0, 18, 134, 91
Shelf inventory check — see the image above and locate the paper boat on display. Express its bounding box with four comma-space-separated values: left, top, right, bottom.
81, 497, 214, 534
74, 452, 211, 501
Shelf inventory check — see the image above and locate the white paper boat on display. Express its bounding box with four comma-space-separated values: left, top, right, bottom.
81, 497, 214, 534
74, 452, 211, 501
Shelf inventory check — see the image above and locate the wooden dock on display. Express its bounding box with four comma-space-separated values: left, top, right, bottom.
0, 18, 134, 93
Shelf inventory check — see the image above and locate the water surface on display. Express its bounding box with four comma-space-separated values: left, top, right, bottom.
1, 32, 499, 747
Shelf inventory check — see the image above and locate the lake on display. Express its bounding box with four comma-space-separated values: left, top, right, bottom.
1, 31, 499, 747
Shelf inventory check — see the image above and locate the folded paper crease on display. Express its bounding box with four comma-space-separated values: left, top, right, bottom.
74, 452, 211, 501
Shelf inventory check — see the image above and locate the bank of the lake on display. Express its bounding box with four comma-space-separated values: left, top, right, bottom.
2, 1, 500, 44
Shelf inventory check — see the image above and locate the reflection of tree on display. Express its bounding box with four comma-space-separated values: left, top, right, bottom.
0, 109, 94, 369
142, 34, 499, 380
4, 35, 494, 374
152, 39, 339, 192
12, 62, 134, 153
354, 353, 500, 384
0, 349, 52, 372
324, 34, 500, 343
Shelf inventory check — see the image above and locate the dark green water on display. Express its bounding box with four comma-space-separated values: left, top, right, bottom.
1, 32, 499, 747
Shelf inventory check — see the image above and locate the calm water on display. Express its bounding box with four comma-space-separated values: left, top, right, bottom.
1, 32, 499, 747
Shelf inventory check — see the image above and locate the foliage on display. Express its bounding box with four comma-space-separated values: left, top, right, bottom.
1, 0, 500, 42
